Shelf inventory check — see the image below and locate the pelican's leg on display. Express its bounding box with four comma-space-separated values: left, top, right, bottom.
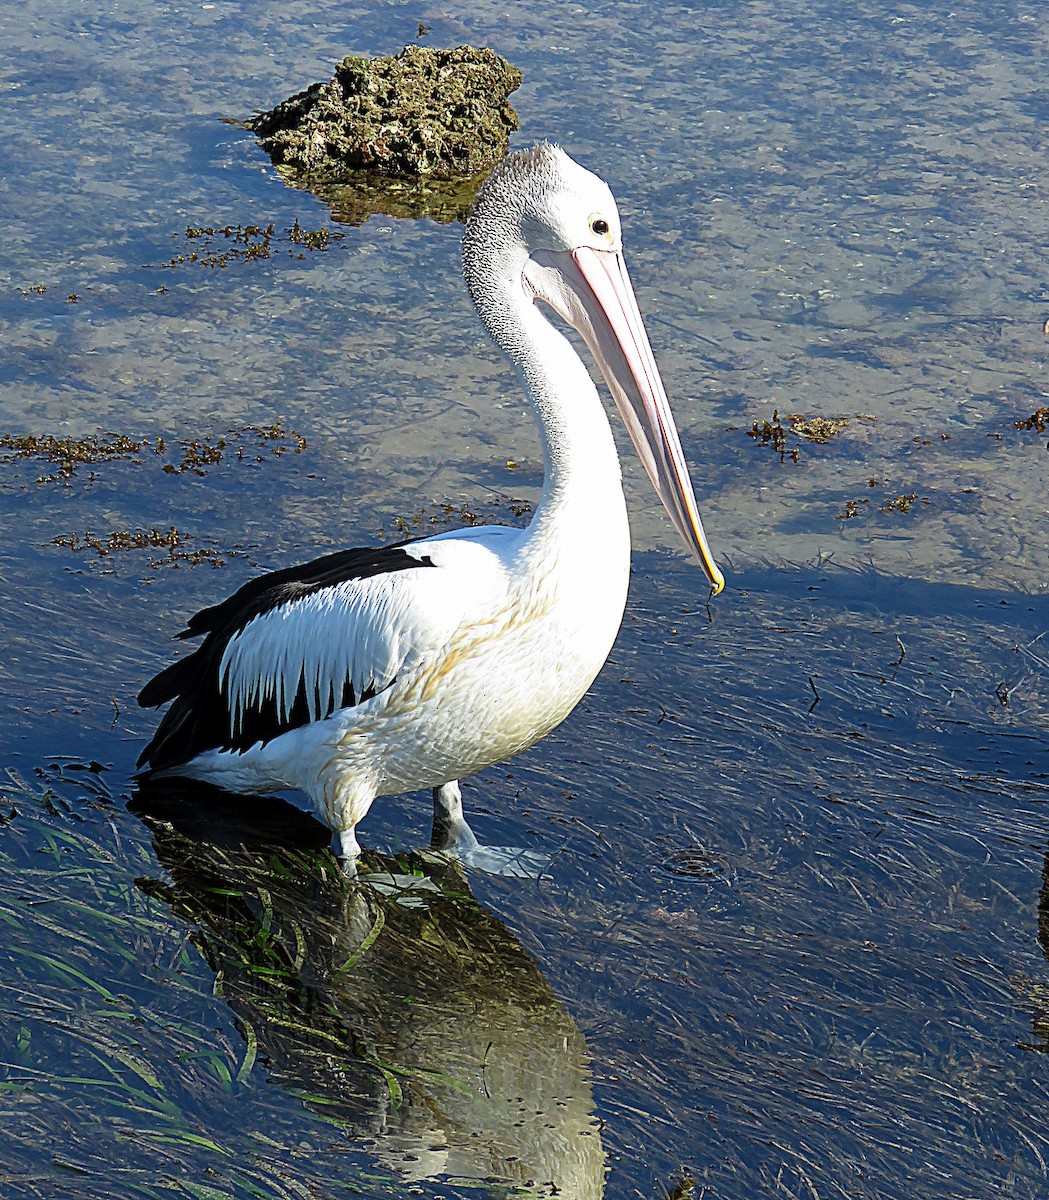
430, 781, 480, 855
430, 782, 547, 878
333, 826, 361, 860
319, 773, 373, 873
331, 827, 362, 878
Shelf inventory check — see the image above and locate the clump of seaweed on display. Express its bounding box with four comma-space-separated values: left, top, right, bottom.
747, 410, 863, 463
881, 492, 920, 514
241, 418, 308, 456
1015, 405, 1049, 436
789, 414, 850, 443
1, 421, 306, 485
161, 437, 226, 475
378, 494, 533, 541
0, 433, 154, 483
663, 1175, 698, 1200
52, 527, 226, 569
746, 411, 798, 462
161, 420, 307, 475
164, 221, 339, 269
838, 477, 930, 521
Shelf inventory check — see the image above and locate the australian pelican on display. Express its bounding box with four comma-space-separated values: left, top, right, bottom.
138, 143, 724, 863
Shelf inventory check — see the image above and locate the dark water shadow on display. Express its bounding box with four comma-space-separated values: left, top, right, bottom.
131, 777, 606, 1199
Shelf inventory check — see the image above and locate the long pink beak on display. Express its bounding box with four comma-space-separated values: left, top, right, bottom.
533, 244, 725, 595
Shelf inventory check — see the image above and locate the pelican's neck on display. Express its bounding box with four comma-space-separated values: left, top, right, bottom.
500, 294, 629, 560
524, 305, 619, 490
462, 211, 631, 579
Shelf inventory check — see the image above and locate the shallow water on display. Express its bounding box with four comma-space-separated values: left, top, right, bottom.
1, 0, 1048, 1196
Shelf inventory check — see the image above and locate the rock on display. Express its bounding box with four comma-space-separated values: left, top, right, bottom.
250, 45, 522, 183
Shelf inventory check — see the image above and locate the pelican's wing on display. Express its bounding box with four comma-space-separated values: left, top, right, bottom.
137, 536, 512, 770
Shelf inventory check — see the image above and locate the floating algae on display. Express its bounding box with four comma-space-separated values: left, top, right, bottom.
248, 45, 522, 224
0, 421, 305, 484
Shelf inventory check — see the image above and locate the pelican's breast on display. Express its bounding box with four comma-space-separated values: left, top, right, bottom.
351, 524, 630, 794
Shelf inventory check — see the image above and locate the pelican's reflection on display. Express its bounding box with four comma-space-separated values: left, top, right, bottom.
133, 782, 605, 1198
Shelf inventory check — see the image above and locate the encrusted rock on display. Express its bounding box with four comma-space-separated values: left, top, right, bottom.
250, 45, 522, 182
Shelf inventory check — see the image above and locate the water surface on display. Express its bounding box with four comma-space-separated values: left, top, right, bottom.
1, 0, 1047, 1197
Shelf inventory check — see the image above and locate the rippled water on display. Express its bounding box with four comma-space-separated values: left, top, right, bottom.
1, 0, 1047, 1197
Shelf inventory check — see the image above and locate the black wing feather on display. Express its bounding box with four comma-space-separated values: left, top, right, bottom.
138, 544, 434, 772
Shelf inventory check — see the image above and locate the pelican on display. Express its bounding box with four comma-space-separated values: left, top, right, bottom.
138, 143, 724, 863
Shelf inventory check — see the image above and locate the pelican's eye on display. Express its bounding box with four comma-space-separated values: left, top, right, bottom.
590, 216, 611, 237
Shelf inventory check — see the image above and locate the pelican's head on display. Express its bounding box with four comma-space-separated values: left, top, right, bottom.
463, 143, 725, 596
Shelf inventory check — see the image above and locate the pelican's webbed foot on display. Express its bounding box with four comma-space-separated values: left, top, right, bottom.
430, 781, 549, 878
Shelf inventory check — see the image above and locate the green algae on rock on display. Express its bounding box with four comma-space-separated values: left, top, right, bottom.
249, 44, 521, 201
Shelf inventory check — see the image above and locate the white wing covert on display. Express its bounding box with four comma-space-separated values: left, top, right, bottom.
138, 532, 520, 770
217, 535, 514, 740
